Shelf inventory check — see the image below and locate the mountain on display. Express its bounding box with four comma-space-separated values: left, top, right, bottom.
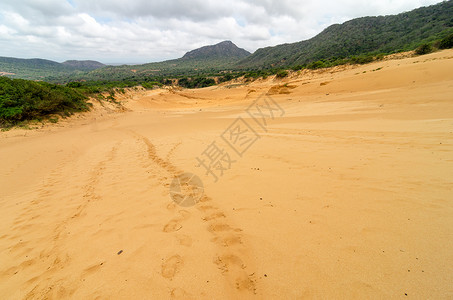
140, 40, 250, 70
72, 41, 251, 82
237, 0, 453, 69
61, 60, 105, 71
182, 41, 250, 60
0, 57, 105, 80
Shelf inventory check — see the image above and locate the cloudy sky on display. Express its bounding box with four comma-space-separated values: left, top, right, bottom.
0, 0, 444, 64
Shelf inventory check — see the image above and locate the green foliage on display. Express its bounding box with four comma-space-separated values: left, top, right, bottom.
0, 77, 90, 127
177, 77, 216, 89
291, 65, 305, 71
350, 55, 374, 64
307, 61, 326, 69
49, 116, 59, 123
141, 81, 162, 89
415, 43, 433, 55
276, 70, 289, 78
439, 33, 453, 49
66, 82, 83, 88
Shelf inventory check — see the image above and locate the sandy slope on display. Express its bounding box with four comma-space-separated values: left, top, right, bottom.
1, 50, 453, 299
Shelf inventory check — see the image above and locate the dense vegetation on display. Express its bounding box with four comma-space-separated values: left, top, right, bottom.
0, 77, 90, 127
236, 0, 453, 69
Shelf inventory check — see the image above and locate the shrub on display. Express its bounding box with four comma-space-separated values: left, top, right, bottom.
66, 82, 82, 88
177, 77, 216, 89
0, 77, 89, 127
276, 70, 289, 78
350, 55, 374, 64
415, 43, 433, 55
142, 81, 163, 89
49, 116, 59, 123
439, 33, 453, 49
307, 61, 326, 69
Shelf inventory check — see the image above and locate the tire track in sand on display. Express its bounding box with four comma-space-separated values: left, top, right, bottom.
132, 131, 257, 294
24, 144, 120, 300
1, 144, 120, 299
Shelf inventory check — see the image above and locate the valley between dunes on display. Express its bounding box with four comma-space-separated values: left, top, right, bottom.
1, 50, 453, 299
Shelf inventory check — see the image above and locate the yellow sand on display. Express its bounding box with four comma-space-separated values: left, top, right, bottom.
1, 50, 453, 299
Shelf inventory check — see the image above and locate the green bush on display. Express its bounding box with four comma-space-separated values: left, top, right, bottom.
350, 55, 374, 64
0, 77, 90, 127
291, 65, 304, 71
276, 70, 289, 78
415, 43, 433, 55
66, 82, 82, 88
439, 33, 453, 49
307, 61, 326, 69
141, 81, 163, 89
49, 116, 59, 123
177, 76, 216, 89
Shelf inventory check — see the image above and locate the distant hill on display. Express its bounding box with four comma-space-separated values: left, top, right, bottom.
61, 60, 105, 71
182, 41, 250, 60
71, 41, 251, 82
0, 57, 105, 80
237, 0, 453, 69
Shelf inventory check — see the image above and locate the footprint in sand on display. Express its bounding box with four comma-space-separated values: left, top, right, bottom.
214, 254, 256, 293
202, 211, 226, 221
163, 219, 183, 232
198, 204, 218, 212
176, 234, 192, 247
170, 287, 193, 300
166, 202, 177, 211
209, 223, 232, 232
161, 255, 183, 279
212, 234, 242, 247
214, 254, 246, 273
162, 210, 190, 232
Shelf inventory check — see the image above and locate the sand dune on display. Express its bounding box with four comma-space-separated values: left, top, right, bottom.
1, 50, 453, 299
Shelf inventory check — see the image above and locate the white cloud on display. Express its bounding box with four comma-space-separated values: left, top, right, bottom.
0, 0, 445, 63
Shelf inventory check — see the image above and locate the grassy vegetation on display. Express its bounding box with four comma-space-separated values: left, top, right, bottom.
0, 77, 90, 127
